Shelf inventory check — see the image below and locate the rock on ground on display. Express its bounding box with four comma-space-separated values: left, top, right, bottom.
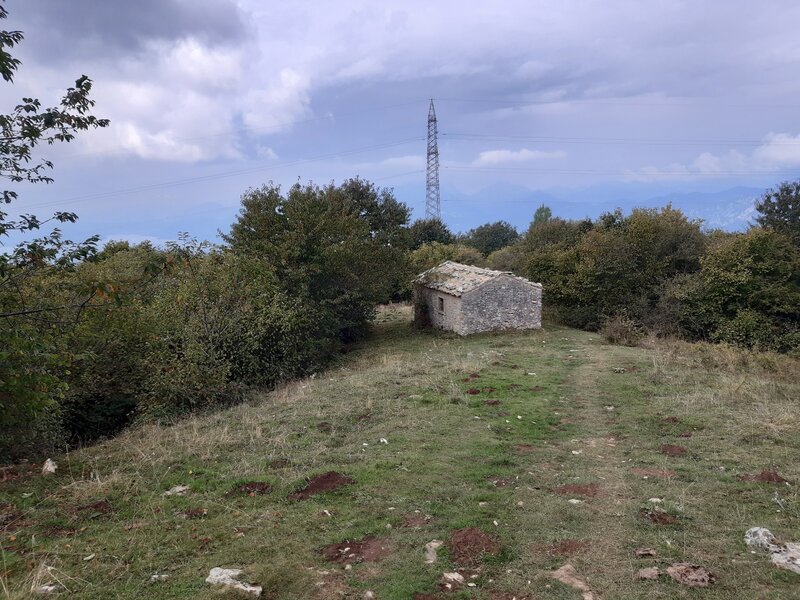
424, 540, 444, 563
665, 563, 715, 587
550, 563, 596, 600
745, 527, 800, 575
206, 567, 262, 597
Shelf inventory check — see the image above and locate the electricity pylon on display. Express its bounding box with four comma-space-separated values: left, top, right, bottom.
425, 99, 441, 220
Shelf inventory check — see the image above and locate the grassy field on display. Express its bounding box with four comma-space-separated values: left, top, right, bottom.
2, 304, 799, 599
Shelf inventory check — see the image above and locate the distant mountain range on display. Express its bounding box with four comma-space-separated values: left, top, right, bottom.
432, 183, 763, 233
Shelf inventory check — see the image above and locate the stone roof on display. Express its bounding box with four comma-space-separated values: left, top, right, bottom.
413, 260, 542, 297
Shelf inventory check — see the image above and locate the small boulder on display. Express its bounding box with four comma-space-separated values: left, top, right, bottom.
206, 567, 262, 597
424, 540, 444, 564
41, 459, 57, 476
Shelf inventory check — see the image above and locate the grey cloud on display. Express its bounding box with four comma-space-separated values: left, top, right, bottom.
8, 0, 248, 61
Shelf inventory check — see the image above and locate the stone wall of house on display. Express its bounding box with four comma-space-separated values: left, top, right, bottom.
413, 285, 463, 332
459, 275, 542, 335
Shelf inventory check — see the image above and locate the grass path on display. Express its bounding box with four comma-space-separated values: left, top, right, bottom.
1, 305, 799, 599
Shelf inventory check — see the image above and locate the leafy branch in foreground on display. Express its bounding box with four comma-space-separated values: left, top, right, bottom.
0, 0, 110, 453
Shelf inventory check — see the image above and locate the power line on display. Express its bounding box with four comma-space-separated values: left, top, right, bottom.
61, 99, 429, 160
444, 165, 800, 176
19, 137, 425, 211
435, 96, 800, 109
442, 133, 800, 147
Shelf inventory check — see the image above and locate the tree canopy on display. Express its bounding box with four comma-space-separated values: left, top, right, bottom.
462, 220, 519, 256
755, 180, 800, 246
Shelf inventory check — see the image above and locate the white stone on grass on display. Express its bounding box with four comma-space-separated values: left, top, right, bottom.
424, 540, 444, 563
41, 459, 57, 476
206, 567, 262, 596
745, 527, 800, 574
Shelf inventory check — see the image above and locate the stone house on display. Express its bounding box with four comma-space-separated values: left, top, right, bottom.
412, 261, 543, 335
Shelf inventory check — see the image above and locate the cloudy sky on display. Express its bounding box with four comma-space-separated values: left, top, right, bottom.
4, 0, 800, 243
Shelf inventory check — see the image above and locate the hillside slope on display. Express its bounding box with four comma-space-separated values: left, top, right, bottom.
2, 305, 799, 599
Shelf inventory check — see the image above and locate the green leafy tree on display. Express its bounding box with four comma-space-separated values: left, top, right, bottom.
667, 229, 800, 350
532, 204, 552, 227
407, 218, 454, 250
0, 1, 109, 456
486, 243, 526, 273
755, 180, 800, 246
223, 179, 410, 342
409, 242, 484, 274
462, 220, 519, 256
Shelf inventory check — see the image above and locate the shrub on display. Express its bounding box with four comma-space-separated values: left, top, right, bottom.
600, 314, 645, 346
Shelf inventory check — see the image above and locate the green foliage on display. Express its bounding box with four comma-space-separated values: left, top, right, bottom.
665, 229, 800, 351
0, 2, 109, 457
520, 200, 798, 353
409, 242, 484, 274
755, 180, 800, 246
486, 243, 526, 273
223, 180, 410, 342
407, 218, 454, 250
532, 204, 552, 227
526, 206, 705, 329
461, 220, 519, 256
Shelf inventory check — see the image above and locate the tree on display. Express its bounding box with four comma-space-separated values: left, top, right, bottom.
532, 204, 552, 227
0, 1, 109, 455
409, 242, 483, 274
666, 229, 800, 350
462, 220, 519, 256
407, 218, 453, 250
223, 180, 410, 341
755, 180, 800, 246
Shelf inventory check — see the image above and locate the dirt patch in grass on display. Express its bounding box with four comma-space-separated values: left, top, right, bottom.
513, 444, 537, 453
269, 458, 290, 469
289, 471, 355, 500
660, 444, 687, 457
484, 399, 502, 406
176, 508, 208, 519
737, 470, 789, 484
402, 513, 431, 528
225, 481, 272, 496
553, 483, 601, 497
462, 373, 481, 382
466, 388, 481, 395
487, 476, 513, 487
481, 387, 497, 393
678, 431, 693, 438
41, 525, 77, 538
75, 499, 112, 518
538, 539, 590, 556
321, 536, 391, 564
529, 386, 546, 392
448, 527, 501, 566
660, 416, 680, 423
642, 509, 679, 525
317, 422, 333, 433
631, 467, 676, 478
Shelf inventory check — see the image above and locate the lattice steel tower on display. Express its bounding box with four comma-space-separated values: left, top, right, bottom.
425, 99, 441, 220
